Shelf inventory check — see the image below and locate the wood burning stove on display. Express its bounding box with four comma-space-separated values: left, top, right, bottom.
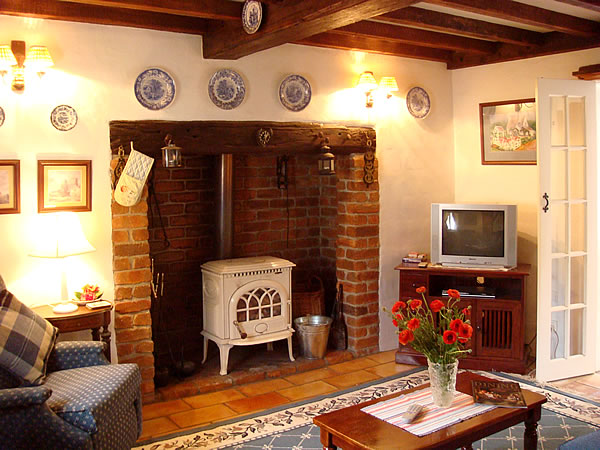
201, 256, 296, 375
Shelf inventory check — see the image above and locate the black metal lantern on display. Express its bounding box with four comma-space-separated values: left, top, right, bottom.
161, 134, 182, 168
318, 145, 335, 175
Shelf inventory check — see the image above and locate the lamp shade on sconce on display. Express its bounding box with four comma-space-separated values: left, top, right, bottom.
357, 71, 377, 91
29, 212, 95, 258
0, 45, 17, 70
26, 46, 54, 74
379, 76, 398, 98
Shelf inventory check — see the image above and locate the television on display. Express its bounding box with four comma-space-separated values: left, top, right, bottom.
431, 203, 517, 269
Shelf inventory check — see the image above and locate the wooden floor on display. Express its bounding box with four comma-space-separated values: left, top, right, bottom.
138, 350, 600, 442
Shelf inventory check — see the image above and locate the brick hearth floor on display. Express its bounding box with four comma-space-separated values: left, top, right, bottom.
138, 347, 600, 443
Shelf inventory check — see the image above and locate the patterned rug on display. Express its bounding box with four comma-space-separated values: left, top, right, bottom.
135, 368, 600, 449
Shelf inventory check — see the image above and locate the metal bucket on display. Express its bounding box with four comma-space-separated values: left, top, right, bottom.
294, 315, 332, 359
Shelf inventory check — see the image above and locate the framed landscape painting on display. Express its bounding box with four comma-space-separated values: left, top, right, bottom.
38, 160, 92, 212
0, 160, 20, 214
479, 98, 537, 165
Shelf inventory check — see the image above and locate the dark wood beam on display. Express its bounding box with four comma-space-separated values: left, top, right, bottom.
202, 0, 420, 60
56, 0, 240, 20
338, 21, 498, 54
553, 0, 600, 13
375, 7, 544, 47
573, 63, 600, 80
424, 0, 600, 37
297, 31, 451, 63
1, 0, 210, 34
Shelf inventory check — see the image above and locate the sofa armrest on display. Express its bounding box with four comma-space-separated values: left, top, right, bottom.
48, 341, 109, 371
0, 385, 52, 409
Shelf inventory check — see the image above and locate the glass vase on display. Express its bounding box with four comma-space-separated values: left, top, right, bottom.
427, 358, 459, 408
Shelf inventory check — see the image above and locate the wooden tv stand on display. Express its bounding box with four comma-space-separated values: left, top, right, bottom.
394, 263, 530, 374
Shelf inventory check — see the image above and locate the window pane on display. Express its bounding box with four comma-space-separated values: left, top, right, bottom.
552, 257, 568, 307
570, 204, 586, 253
569, 150, 586, 200
551, 310, 566, 359
551, 150, 567, 200
551, 96, 566, 146
570, 255, 586, 305
568, 97, 586, 147
552, 203, 568, 253
570, 308, 584, 356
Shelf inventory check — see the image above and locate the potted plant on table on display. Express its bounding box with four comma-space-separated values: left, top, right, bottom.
385, 286, 473, 407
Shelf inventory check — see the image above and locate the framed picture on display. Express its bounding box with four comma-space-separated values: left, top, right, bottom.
38, 160, 92, 212
479, 98, 536, 165
0, 160, 20, 214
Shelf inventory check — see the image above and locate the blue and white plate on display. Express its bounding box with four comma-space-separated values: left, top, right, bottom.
279, 75, 311, 112
242, 0, 262, 34
134, 68, 176, 110
406, 86, 431, 119
208, 69, 246, 110
0, 107, 4, 127
50, 105, 78, 131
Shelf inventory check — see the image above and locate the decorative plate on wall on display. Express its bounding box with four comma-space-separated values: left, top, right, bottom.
134, 68, 176, 110
208, 69, 246, 110
279, 75, 311, 112
242, 1, 262, 34
50, 105, 78, 131
0, 107, 4, 127
406, 86, 431, 119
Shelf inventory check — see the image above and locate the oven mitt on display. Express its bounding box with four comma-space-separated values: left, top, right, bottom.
114, 147, 154, 207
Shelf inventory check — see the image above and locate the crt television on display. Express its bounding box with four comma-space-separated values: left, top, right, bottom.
431, 203, 517, 269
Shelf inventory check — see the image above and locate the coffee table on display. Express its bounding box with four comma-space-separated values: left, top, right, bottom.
313, 371, 546, 449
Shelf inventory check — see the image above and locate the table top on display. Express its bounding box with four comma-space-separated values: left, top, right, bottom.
313, 371, 546, 450
32, 302, 113, 321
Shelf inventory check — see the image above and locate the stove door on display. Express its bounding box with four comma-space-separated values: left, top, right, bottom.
229, 279, 290, 339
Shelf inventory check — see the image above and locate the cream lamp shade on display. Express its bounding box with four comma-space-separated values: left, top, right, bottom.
29, 212, 95, 258
0, 45, 17, 70
25, 46, 54, 74
357, 71, 378, 92
379, 76, 398, 98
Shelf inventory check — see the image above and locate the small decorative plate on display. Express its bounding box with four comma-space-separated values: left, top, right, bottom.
0, 107, 4, 127
406, 86, 431, 119
50, 105, 78, 131
208, 69, 246, 110
134, 68, 176, 110
279, 75, 311, 112
242, 0, 262, 34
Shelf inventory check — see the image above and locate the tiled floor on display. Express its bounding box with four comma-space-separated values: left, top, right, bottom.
138, 349, 600, 443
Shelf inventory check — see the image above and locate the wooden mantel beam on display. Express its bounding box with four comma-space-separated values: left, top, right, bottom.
202, 0, 420, 60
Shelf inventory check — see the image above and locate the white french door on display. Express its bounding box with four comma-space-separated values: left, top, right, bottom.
536, 78, 597, 382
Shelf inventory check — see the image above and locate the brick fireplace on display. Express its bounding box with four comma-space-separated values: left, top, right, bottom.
110, 121, 380, 396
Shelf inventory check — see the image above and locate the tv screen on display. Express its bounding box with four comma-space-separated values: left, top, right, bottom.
441, 210, 504, 258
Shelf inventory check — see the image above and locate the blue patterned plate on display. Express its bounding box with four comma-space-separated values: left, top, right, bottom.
279, 75, 311, 112
0, 106, 4, 127
134, 68, 176, 110
50, 105, 78, 131
242, 0, 262, 34
208, 69, 246, 110
406, 86, 431, 119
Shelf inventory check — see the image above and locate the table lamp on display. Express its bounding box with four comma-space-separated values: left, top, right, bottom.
29, 212, 96, 313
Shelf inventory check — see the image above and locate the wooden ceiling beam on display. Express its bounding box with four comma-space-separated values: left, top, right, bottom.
202, 0, 421, 60
1, 0, 210, 34
375, 7, 544, 47
424, 0, 600, 37
553, 0, 600, 13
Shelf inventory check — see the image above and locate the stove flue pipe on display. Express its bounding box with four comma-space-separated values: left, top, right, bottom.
217, 154, 233, 260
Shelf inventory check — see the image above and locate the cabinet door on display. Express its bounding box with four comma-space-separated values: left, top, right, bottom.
475, 300, 522, 359
399, 272, 428, 300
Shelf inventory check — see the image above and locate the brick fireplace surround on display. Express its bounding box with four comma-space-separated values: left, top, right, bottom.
110, 130, 380, 398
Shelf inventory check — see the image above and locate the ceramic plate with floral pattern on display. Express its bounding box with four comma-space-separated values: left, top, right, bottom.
0, 106, 4, 127
279, 75, 311, 112
242, 0, 262, 34
208, 69, 246, 110
134, 68, 176, 110
50, 105, 78, 131
406, 86, 431, 119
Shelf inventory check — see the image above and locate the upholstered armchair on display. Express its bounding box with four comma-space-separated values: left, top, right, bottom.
0, 276, 142, 449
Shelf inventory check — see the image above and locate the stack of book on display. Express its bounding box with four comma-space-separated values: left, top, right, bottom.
402, 252, 427, 264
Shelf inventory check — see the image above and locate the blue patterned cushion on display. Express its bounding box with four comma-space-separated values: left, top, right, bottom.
0, 385, 52, 408
48, 341, 108, 372
0, 290, 58, 385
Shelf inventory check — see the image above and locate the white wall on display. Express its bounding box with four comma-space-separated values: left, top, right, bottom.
0, 15, 455, 354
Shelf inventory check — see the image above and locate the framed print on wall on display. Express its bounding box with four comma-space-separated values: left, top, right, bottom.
479, 98, 537, 165
0, 160, 20, 214
38, 160, 92, 212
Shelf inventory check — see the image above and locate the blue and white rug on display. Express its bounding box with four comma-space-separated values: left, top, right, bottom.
135, 369, 600, 449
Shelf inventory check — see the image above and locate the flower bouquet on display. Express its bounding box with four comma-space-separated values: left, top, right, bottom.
74, 284, 103, 305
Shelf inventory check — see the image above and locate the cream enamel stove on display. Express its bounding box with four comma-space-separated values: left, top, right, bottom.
201, 256, 295, 375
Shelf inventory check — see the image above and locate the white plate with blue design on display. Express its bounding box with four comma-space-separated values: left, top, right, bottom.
279, 75, 311, 112
208, 69, 246, 110
0, 106, 4, 127
134, 68, 176, 110
242, 0, 262, 34
406, 86, 431, 119
50, 105, 78, 131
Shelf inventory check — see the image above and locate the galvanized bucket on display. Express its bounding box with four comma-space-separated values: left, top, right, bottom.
294, 315, 332, 359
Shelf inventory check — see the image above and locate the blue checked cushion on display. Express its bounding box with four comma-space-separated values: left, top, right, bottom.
0, 289, 58, 385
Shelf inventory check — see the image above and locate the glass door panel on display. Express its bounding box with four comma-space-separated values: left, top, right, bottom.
568, 97, 586, 146
569, 150, 586, 199
551, 96, 566, 146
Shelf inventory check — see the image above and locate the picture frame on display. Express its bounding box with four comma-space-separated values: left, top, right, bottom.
0, 160, 20, 214
479, 98, 536, 165
38, 160, 92, 212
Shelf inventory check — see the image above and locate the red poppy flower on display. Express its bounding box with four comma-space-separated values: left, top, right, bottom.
443, 330, 458, 345
462, 307, 470, 317
398, 329, 414, 345
449, 318, 463, 333
391, 301, 406, 313
447, 289, 461, 299
409, 299, 422, 310
458, 323, 473, 340
392, 313, 404, 327
429, 300, 445, 313
416, 286, 426, 294
407, 318, 420, 330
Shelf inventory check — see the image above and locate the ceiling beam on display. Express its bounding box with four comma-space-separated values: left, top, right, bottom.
337, 21, 498, 54
202, 0, 421, 60
553, 0, 600, 13
374, 7, 544, 47
56, 0, 240, 20
1, 0, 210, 34
424, 0, 600, 37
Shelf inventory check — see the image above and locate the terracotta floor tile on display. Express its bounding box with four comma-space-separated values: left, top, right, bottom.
278, 380, 337, 401
142, 399, 191, 420
239, 378, 294, 396
325, 370, 379, 388
574, 372, 600, 388
366, 350, 398, 364
170, 404, 238, 428
138, 417, 179, 441
284, 367, 342, 385
183, 388, 246, 409
365, 362, 416, 378
225, 391, 290, 414
329, 357, 380, 373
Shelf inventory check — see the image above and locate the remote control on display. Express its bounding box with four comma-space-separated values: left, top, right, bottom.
418, 262, 428, 268
400, 403, 423, 424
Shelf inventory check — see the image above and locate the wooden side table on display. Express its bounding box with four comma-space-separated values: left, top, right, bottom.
33, 303, 113, 362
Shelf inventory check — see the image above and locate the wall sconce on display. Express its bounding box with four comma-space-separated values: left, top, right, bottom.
379, 76, 398, 99
161, 134, 182, 168
357, 71, 378, 108
318, 144, 335, 175
0, 40, 53, 92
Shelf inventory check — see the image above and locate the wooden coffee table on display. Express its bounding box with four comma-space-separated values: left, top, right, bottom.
313, 371, 546, 450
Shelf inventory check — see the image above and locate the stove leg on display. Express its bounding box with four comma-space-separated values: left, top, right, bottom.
202, 337, 208, 364
219, 343, 232, 376
287, 336, 295, 361
267, 342, 274, 351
